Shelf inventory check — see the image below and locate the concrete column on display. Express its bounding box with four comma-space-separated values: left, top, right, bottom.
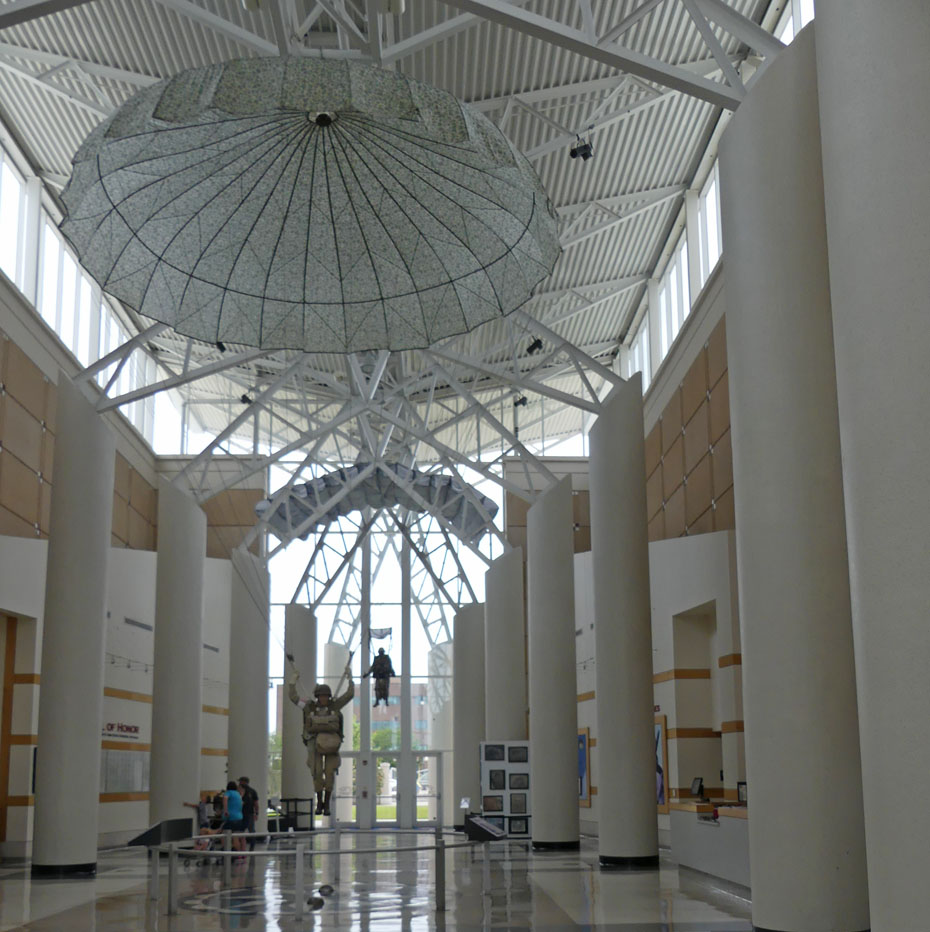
452, 604, 485, 827
397, 538, 414, 827
149, 481, 207, 827
228, 549, 269, 832
718, 27, 869, 931
32, 375, 115, 875
526, 476, 579, 849
323, 641, 353, 821
590, 374, 658, 868
281, 604, 315, 802
484, 546, 526, 740
815, 8, 930, 928
428, 643, 454, 827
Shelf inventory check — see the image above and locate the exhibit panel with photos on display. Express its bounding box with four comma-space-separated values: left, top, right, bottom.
479, 741, 531, 837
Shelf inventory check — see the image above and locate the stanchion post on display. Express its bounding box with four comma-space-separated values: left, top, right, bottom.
334, 825, 341, 884
167, 843, 178, 916
148, 848, 159, 901
223, 830, 232, 886
435, 838, 446, 912
295, 844, 305, 920
482, 840, 491, 895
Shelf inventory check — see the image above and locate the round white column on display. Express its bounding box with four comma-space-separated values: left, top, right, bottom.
719, 27, 869, 931
281, 604, 315, 802
815, 7, 930, 928
484, 546, 526, 740
526, 476, 579, 849
452, 604, 484, 828
323, 641, 353, 821
228, 549, 270, 832
32, 375, 115, 875
428, 642, 454, 827
590, 375, 658, 868
149, 480, 207, 826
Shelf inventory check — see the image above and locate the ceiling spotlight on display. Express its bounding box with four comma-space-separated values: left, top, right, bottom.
216, 341, 227, 353
513, 395, 528, 408
526, 337, 543, 355
569, 135, 593, 161
240, 393, 253, 405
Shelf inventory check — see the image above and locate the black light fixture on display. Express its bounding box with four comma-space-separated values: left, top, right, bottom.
240, 393, 253, 405
216, 340, 227, 353
513, 395, 528, 408
569, 134, 593, 161
526, 337, 543, 355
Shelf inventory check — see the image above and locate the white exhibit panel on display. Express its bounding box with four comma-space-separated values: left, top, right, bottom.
452, 604, 485, 827
149, 480, 207, 827
815, 5, 930, 928
526, 476, 579, 849
228, 549, 270, 833
479, 740, 531, 838
428, 643, 455, 827
281, 604, 316, 803
719, 26, 869, 932
32, 375, 115, 875
323, 641, 353, 822
589, 375, 659, 868
483, 547, 526, 741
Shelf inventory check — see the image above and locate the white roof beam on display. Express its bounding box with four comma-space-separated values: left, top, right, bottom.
0, 0, 94, 29
0, 42, 158, 88
438, 0, 743, 109
560, 186, 686, 248
695, 0, 785, 58
152, 0, 279, 55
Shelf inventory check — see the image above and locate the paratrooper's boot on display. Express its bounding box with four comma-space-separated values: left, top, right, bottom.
322, 791, 332, 816
315, 792, 324, 814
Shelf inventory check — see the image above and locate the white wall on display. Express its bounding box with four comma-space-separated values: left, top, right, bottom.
0, 534, 232, 853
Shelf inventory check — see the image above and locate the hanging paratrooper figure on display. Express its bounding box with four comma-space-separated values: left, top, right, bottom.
285, 652, 354, 815
363, 647, 396, 707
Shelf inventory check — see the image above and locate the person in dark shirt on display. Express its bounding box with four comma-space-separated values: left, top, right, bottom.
238, 776, 259, 851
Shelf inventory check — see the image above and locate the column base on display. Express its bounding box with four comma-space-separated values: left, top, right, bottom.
599, 854, 659, 870
31, 862, 96, 878
531, 840, 580, 851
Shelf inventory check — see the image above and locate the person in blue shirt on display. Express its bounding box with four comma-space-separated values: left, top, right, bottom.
222, 780, 246, 852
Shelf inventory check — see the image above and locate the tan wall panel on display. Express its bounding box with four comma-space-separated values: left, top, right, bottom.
661, 391, 683, 452
681, 348, 708, 422
112, 492, 129, 543
572, 489, 590, 525
662, 434, 684, 500
129, 469, 155, 518
648, 509, 665, 542
3, 343, 47, 422
707, 317, 727, 389
646, 464, 663, 519
43, 381, 57, 435
685, 453, 712, 527
709, 371, 730, 443
664, 483, 685, 538
507, 525, 527, 552
645, 423, 662, 475
574, 525, 591, 553
0, 396, 43, 472
114, 454, 131, 501
688, 505, 714, 536
230, 489, 263, 526
684, 400, 710, 474
0, 506, 35, 538
506, 493, 529, 528
0, 450, 38, 526
713, 485, 735, 531
128, 506, 153, 550
712, 428, 733, 499
38, 481, 51, 534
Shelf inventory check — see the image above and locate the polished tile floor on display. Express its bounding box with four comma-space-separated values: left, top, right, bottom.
0, 833, 752, 931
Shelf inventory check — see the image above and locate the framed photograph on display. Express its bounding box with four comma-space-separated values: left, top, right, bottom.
737, 781, 748, 804
655, 715, 670, 814
482, 795, 503, 812
488, 769, 505, 790
508, 745, 529, 763
508, 817, 529, 835
484, 744, 505, 761
486, 816, 505, 832
509, 773, 529, 790
578, 727, 591, 807
510, 792, 527, 814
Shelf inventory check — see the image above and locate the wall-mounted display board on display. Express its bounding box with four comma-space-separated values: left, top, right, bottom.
479, 741, 531, 837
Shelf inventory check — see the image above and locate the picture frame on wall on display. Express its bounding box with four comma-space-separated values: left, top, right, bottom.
509, 773, 529, 790
482, 795, 504, 812
578, 727, 591, 807
510, 792, 527, 814
508, 817, 529, 835
655, 714, 670, 814
737, 781, 748, 803
486, 816, 505, 832
508, 745, 529, 763
484, 744, 505, 761
488, 770, 505, 790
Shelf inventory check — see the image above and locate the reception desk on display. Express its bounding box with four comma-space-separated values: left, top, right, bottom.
670, 802, 750, 888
